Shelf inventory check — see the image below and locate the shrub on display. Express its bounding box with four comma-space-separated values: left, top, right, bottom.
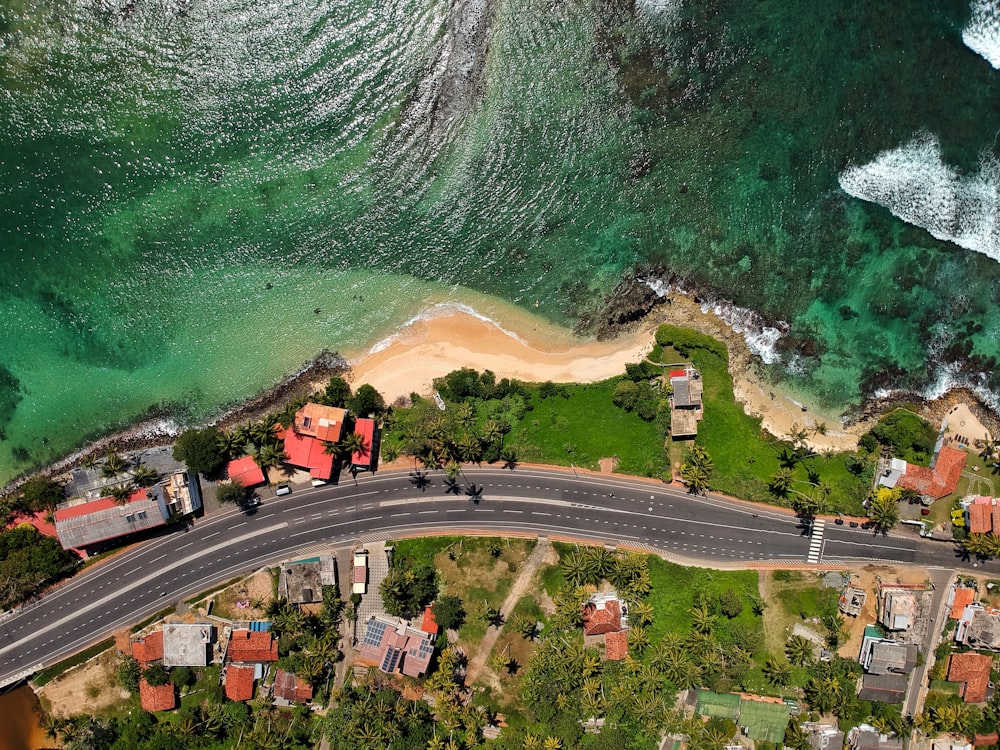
433, 595, 466, 630
173, 427, 227, 477
216, 481, 250, 506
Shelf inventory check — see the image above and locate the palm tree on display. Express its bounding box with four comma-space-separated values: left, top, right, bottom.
131, 463, 159, 488
456, 434, 482, 464
249, 419, 278, 447
82, 453, 100, 472
583, 546, 614, 581
338, 431, 367, 462
769, 468, 793, 497
561, 550, 589, 587
101, 451, 129, 478
511, 613, 538, 640
253, 443, 287, 472
218, 429, 245, 459
108, 483, 134, 506
867, 490, 900, 531
784, 721, 811, 750
482, 420, 503, 445
522, 735, 542, 750
680, 461, 711, 495
628, 625, 650, 653
542, 736, 562, 750
501, 447, 518, 470
963, 532, 993, 558
762, 657, 791, 686
690, 603, 715, 634
785, 634, 815, 666
454, 403, 475, 429
629, 600, 654, 627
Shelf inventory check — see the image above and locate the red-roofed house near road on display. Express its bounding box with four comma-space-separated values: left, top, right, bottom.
139, 679, 176, 712
227, 629, 279, 663
421, 606, 439, 636
131, 631, 164, 665
55, 488, 170, 553
604, 630, 629, 661
224, 664, 256, 702
357, 615, 436, 678
950, 588, 977, 620
226, 456, 265, 488
582, 593, 624, 636
969, 503, 993, 535
351, 418, 377, 472
947, 651, 993, 703
272, 668, 314, 704
283, 430, 334, 481
294, 403, 348, 443
898, 445, 967, 501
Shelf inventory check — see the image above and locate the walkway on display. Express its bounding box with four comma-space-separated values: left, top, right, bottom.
464, 537, 550, 684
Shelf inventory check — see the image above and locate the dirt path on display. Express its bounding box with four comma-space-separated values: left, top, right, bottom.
465, 538, 551, 685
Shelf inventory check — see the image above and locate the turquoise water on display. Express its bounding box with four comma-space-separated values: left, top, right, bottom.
1, 0, 999, 483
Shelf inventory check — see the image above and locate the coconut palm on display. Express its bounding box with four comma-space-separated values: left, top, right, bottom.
628, 625, 650, 653
522, 735, 542, 750
108, 483, 134, 506
455, 434, 482, 464
785, 634, 815, 666
867, 490, 900, 531
481, 420, 503, 445
561, 550, 589, 587
253, 443, 287, 472
501, 447, 519, 470
249, 420, 278, 447
680, 460, 712, 495
82, 453, 100, 472
542, 736, 562, 750
131, 463, 159, 488
762, 657, 791, 686
453, 402, 475, 428
511, 613, 538, 640
217, 429, 245, 459
784, 721, 810, 750
101, 451, 129, 478
338, 431, 367, 462
629, 600, 654, 627
583, 546, 614, 581
963, 533, 993, 558
690, 603, 715, 634
769, 468, 794, 497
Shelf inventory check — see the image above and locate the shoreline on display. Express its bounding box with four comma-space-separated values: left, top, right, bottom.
4, 290, 996, 496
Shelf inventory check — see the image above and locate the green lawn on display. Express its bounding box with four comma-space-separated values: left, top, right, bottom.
507, 381, 669, 477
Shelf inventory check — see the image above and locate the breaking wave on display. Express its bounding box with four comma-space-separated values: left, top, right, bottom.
838, 133, 1000, 263
963, 0, 1000, 69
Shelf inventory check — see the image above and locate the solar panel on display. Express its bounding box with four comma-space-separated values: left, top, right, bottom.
381, 647, 400, 673
417, 640, 434, 658
364, 619, 388, 648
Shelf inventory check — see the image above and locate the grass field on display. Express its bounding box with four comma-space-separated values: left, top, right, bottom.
762, 569, 841, 656
32, 638, 114, 687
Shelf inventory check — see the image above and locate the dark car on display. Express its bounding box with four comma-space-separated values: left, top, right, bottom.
920, 508, 931, 516
861, 521, 874, 529
834, 518, 844, 525
849, 521, 859, 528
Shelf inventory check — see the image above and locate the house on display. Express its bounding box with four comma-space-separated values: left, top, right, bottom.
139, 679, 176, 712
282, 430, 334, 482
950, 587, 977, 619
956, 604, 1000, 650
224, 664, 256, 701
131, 631, 164, 665
947, 652, 994, 703
357, 615, 436, 678
858, 673, 907, 703
156, 471, 203, 516
350, 417, 378, 472
669, 367, 703, 438
162, 622, 213, 667
226, 456, 265, 488
604, 630, 629, 661
840, 587, 867, 617
227, 626, 279, 663
877, 458, 908, 489
803, 723, 845, 750
960, 496, 1000, 534
582, 592, 631, 660
293, 403, 348, 443
421, 606, 439, 636
847, 725, 903, 750
54, 487, 171, 553
272, 668, 314, 704
897, 445, 967, 501
875, 582, 932, 633
278, 557, 332, 604
861, 640, 917, 675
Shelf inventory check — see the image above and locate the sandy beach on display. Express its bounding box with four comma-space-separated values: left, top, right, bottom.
345, 296, 873, 453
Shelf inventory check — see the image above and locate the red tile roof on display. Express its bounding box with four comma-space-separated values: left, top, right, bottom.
283, 431, 334, 480
225, 664, 256, 701
131, 631, 164, 665
227, 630, 278, 663
357, 616, 435, 678
604, 630, 628, 661
139, 679, 175, 712
4, 511, 58, 539
970, 504, 992, 534
974, 733, 999, 747
898, 446, 967, 500
272, 668, 313, 703
951, 588, 977, 619
293, 403, 347, 443
226, 456, 265, 488
582, 599, 622, 636
351, 418, 375, 467
55, 487, 150, 521
948, 651, 993, 703
994, 506, 1000, 535
421, 606, 439, 635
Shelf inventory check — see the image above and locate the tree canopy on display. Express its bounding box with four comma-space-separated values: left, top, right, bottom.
347, 384, 385, 418
16, 476, 65, 514
379, 562, 438, 619
432, 594, 466, 631
0, 525, 78, 609
172, 427, 227, 477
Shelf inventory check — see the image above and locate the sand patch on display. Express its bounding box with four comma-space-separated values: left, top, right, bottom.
37, 647, 129, 718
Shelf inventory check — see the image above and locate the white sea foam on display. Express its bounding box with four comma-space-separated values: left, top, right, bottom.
366, 301, 527, 356
636, 0, 682, 26
838, 133, 1000, 263
963, 0, 1000, 69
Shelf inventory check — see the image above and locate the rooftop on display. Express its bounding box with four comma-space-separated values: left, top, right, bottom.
273, 668, 313, 704
582, 595, 623, 636
54, 488, 169, 550
865, 641, 917, 675
162, 622, 212, 667
294, 403, 347, 443
225, 664, 256, 701
139, 680, 175, 712
351, 418, 375, 467
131, 631, 164, 665
898, 445, 967, 500
357, 615, 435, 678
227, 629, 278, 663
421, 606, 439, 636
951, 588, 977, 620
947, 651, 993, 703
969, 503, 992, 534
283, 430, 334, 480
226, 456, 265, 488
604, 630, 628, 661
858, 673, 907, 704
278, 559, 323, 604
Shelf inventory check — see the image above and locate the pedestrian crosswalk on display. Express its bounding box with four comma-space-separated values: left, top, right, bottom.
807, 519, 825, 563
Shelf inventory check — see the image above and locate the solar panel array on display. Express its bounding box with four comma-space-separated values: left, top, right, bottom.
415, 640, 434, 659
363, 619, 388, 648
381, 647, 400, 673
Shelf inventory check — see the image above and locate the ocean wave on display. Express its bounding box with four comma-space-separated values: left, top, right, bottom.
838, 133, 1000, 263
963, 0, 1000, 69
366, 301, 528, 355
636, 0, 682, 26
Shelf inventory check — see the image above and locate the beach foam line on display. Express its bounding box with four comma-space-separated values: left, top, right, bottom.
963, 0, 1000, 70
364, 300, 528, 356
839, 132, 1000, 263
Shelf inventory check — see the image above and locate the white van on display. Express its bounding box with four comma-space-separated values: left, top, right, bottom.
275, 483, 291, 496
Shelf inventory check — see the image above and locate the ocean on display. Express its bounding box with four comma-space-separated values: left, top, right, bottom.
1, 0, 999, 484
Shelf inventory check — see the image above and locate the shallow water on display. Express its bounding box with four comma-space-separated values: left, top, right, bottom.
0, 684, 47, 750
1, 0, 999, 482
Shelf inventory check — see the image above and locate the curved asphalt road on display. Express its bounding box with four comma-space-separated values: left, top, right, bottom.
0, 466, 993, 687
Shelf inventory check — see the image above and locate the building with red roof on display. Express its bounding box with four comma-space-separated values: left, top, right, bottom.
54, 488, 170, 552
947, 651, 993, 703
272, 668, 314, 704
604, 630, 629, 661
357, 615, 436, 678
224, 664, 256, 701
898, 445, 967, 500
227, 629, 278, 663
131, 631, 164, 665
294, 403, 348, 443
421, 606, 439, 636
283, 430, 334, 480
139, 679, 176, 712
226, 456, 265, 488
970, 503, 993, 534
951, 588, 977, 620
582, 593, 623, 636
351, 418, 376, 470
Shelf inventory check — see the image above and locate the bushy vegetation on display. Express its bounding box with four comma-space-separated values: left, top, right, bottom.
172, 426, 227, 477
863, 409, 937, 464
0, 524, 79, 609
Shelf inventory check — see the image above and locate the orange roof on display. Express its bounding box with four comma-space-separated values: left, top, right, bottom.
293, 403, 347, 443
974, 733, 1000, 746
898, 446, 967, 499
604, 630, 628, 661
55, 487, 151, 521
351, 418, 375, 467
951, 588, 977, 619
970, 504, 993, 534
421, 606, 439, 635
948, 651, 993, 703
273, 668, 313, 703
139, 679, 175, 712
283, 431, 334, 480
227, 629, 278, 663
582, 599, 622, 636
226, 456, 265, 488
132, 631, 164, 665
994, 506, 1000, 535
225, 664, 256, 701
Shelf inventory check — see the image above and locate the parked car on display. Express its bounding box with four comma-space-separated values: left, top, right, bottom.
920, 507, 930, 516
275, 483, 291, 496
849, 521, 859, 528
834, 518, 844, 525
